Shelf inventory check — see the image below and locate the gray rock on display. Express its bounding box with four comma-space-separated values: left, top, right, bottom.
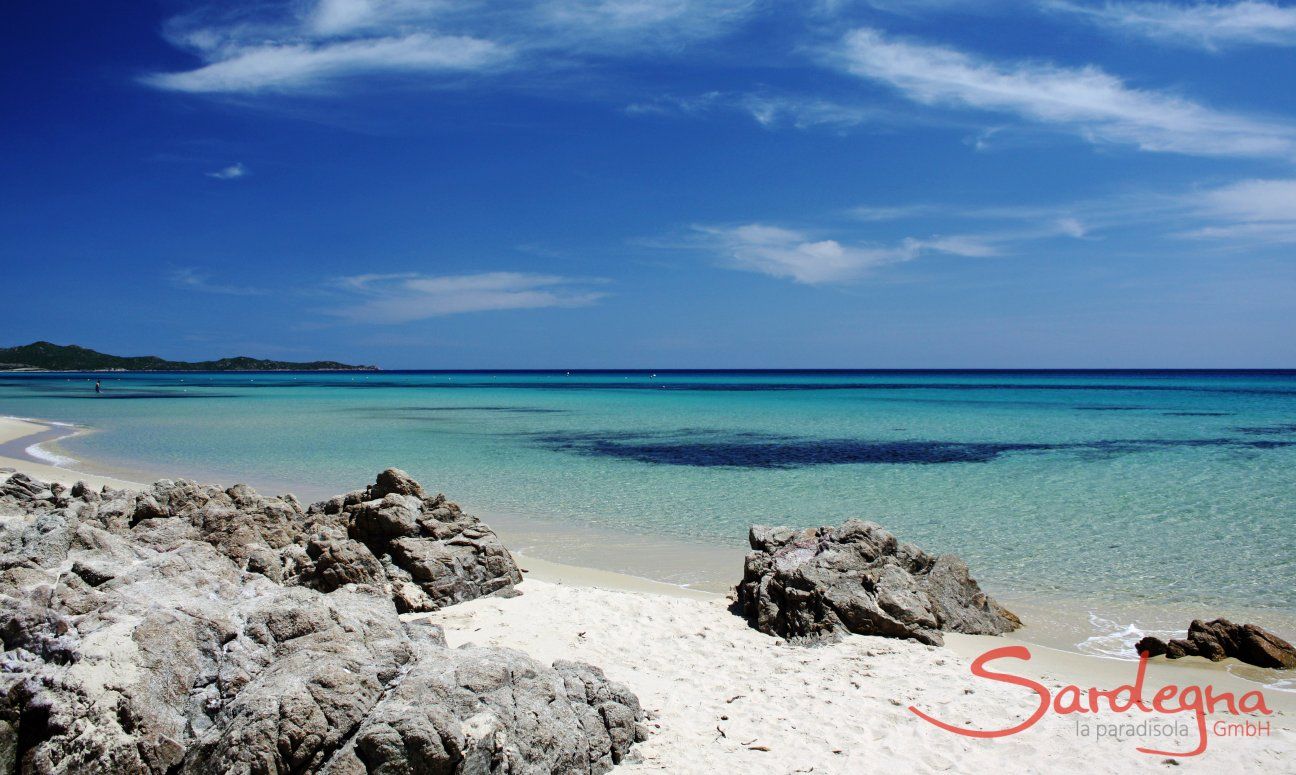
1136, 619, 1296, 669
306, 537, 386, 592
0, 467, 523, 614
305, 468, 523, 611
320, 647, 644, 775
735, 519, 1021, 646
0, 471, 637, 774
0, 474, 50, 503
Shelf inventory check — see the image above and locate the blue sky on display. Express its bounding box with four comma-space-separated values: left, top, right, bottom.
3, 0, 1295, 368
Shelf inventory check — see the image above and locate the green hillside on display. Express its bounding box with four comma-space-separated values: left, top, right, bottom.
0, 341, 377, 372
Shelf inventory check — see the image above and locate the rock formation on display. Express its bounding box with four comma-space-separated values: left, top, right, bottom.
0, 471, 642, 773
735, 520, 1021, 646
1136, 619, 1296, 669
304, 468, 523, 612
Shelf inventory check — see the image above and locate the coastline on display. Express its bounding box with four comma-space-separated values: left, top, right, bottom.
0, 415, 144, 491
15, 413, 1294, 670
2, 413, 1295, 770
4, 413, 1294, 669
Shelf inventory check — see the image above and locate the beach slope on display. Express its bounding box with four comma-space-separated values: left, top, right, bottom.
1, 416, 1292, 773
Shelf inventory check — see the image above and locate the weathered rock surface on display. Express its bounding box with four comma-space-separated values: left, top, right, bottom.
1136, 619, 1296, 669
735, 520, 1021, 646
0, 471, 641, 774
304, 468, 523, 612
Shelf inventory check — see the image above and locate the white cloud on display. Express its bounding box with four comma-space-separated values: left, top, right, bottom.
147, 33, 508, 94
849, 181, 1296, 248
852, 202, 1097, 242
626, 91, 889, 130
1180, 178, 1296, 242
1055, 216, 1088, 238
1047, 1, 1296, 49
1198, 178, 1296, 222
850, 204, 941, 221
332, 271, 607, 323
703, 223, 912, 283
913, 234, 1001, 257
170, 267, 267, 295
307, 0, 447, 36
206, 162, 247, 180
537, 0, 754, 50
304, 0, 753, 47
145, 0, 755, 94
697, 223, 996, 284
832, 27, 1296, 158
737, 94, 887, 129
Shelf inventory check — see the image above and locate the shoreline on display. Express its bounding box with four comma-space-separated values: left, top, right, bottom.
4, 414, 1295, 769
2, 413, 1294, 700
0, 415, 145, 491
15, 411, 1295, 673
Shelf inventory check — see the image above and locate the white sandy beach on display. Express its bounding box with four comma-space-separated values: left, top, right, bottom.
426, 577, 1295, 774
2, 414, 1293, 773
0, 415, 138, 491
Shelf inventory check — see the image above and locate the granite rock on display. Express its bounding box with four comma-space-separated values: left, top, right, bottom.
0, 471, 639, 774
1136, 619, 1296, 669
735, 519, 1021, 646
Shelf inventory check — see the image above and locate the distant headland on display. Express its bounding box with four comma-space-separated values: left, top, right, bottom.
0, 341, 378, 372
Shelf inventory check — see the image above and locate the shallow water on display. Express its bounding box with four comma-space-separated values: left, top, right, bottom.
3, 370, 1294, 643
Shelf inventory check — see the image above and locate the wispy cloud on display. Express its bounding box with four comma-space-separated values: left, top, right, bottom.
170, 267, 267, 295
144, 0, 756, 94
628, 91, 892, 130
527, 0, 756, 52
331, 271, 607, 323
1197, 178, 1296, 221
696, 223, 1000, 284
1047, 1, 1296, 50
147, 33, 508, 94
206, 162, 247, 180
831, 27, 1296, 158
1180, 178, 1296, 242
302, 0, 751, 44
850, 180, 1296, 249
852, 201, 1094, 238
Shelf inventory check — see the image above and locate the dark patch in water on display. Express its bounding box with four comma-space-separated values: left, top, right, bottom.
1240, 440, 1296, 449
433, 406, 561, 413
420, 381, 1296, 397
533, 434, 1051, 468
1163, 412, 1231, 417
1232, 423, 1296, 435
380, 406, 566, 414
531, 431, 1296, 469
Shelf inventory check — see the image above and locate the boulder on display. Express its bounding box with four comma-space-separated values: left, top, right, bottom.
317, 647, 644, 774
0, 474, 50, 503
735, 519, 1021, 646
366, 468, 426, 500
0, 468, 523, 614
305, 468, 523, 610
1136, 619, 1296, 669
0, 471, 637, 773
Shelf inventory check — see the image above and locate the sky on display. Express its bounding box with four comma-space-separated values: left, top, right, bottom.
3, 0, 1295, 368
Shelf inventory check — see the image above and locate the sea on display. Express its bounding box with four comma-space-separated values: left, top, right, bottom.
2, 369, 1294, 669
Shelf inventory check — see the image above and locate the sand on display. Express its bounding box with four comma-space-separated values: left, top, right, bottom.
421, 574, 1293, 774
2, 414, 1293, 772
0, 415, 138, 490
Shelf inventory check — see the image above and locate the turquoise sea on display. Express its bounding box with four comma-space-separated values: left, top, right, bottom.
3, 370, 1295, 657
